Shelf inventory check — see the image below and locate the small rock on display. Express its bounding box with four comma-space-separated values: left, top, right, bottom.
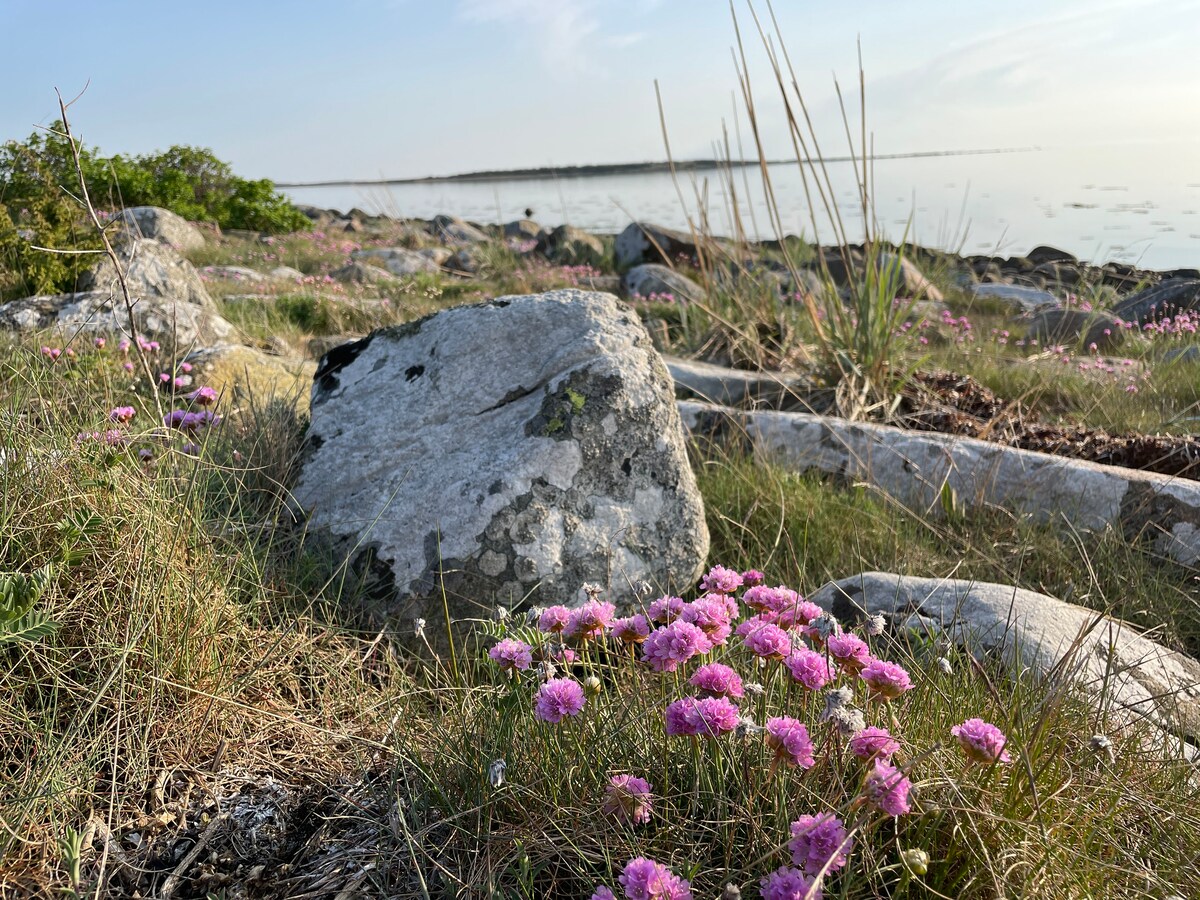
622, 264, 703, 303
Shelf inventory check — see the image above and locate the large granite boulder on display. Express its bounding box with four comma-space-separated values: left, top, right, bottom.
113, 206, 206, 252
0, 239, 231, 348
676, 401, 1200, 566
813, 572, 1200, 744
294, 290, 709, 635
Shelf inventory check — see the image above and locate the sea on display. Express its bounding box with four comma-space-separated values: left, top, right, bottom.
282, 141, 1200, 272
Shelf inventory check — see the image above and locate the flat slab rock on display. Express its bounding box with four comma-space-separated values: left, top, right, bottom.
678, 401, 1200, 566
813, 572, 1200, 745
294, 290, 709, 632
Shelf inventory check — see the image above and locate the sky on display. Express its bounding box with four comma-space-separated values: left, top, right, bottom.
1, 0, 1199, 183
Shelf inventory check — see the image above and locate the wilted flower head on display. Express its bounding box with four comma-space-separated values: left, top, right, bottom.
806, 613, 840, 647
582, 582, 605, 599
619, 857, 692, 900
937, 657, 953, 675
647, 594, 686, 624
488, 758, 506, 788
759, 866, 823, 900
611, 613, 651, 645
495, 605, 510, 621
642, 620, 712, 673
744, 622, 791, 660
951, 718, 1012, 764
860, 659, 914, 701
765, 716, 815, 768
1089, 733, 1116, 762
413, 617, 426, 639
700, 564, 743, 595
862, 760, 913, 816
788, 813, 852, 875
602, 774, 654, 824
538, 605, 571, 633
784, 649, 836, 692
864, 613, 887, 636
826, 633, 871, 675
534, 678, 586, 724
488, 638, 533, 673
690, 663, 744, 699
850, 726, 900, 761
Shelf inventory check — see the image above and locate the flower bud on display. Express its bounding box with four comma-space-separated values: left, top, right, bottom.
583, 676, 603, 698
901, 848, 929, 876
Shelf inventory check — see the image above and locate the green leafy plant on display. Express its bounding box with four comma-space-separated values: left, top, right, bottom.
0, 564, 56, 646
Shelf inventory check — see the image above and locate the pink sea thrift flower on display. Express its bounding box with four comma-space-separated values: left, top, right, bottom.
826, 633, 871, 675
642, 620, 712, 673
850, 726, 900, 761
109, 406, 135, 424
647, 594, 685, 624
700, 564, 743, 594
488, 638, 533, 673
741, 569, 765, 587
689, 696, 740, 738
765, 716, 815, 768
862, 760, 913, 816
744, 622, 791, 660
759, 866, 823, 900
784, 648, 836, 691
774, 597, 824, 630
951, 718, 1012, 764
565, 599, 615, 642
743, 584, 791, 614
534, 678, 586, 724
591, 888, 618, 900
679, 595, 733, 645
611, 613, 650, 645
538, 605, 571, 633
689, 663, 744, 699
665, 697, 701, 736
186, 385, 218, 406
601, 774, 654, 824
860, 660, 913, 701
619, 857, 692, 900
788, 812, 852, 875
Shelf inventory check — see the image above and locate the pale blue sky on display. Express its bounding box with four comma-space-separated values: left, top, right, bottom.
2, 0, 1198, 182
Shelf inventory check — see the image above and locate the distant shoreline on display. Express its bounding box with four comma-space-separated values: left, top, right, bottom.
275, 146, 1039, 188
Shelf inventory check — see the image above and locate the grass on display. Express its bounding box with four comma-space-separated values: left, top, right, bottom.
0, 341, 1197, 898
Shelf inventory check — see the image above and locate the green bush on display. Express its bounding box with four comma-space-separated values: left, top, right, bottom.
0, 124, 309, 298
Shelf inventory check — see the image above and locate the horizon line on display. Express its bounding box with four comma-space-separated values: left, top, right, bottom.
275, 146, 1041, 188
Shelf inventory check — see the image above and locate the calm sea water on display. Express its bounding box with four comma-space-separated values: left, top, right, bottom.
283, 141, 1200, 271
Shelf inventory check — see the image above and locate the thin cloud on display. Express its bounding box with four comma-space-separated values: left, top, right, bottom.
458, 0, 601, 71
